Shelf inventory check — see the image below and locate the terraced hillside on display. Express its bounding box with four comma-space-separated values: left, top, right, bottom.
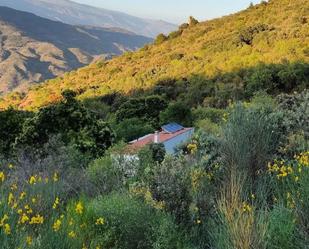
1, 0, 308, 110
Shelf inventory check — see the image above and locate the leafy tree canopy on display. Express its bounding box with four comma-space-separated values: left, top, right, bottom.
15, 90, 114, 157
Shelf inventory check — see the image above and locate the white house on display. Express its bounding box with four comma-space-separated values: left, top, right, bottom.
127, 123, 194, 154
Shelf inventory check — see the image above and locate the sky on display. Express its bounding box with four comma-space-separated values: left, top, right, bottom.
73, 0, 262, 24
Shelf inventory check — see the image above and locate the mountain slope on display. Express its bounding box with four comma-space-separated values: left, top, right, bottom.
1, 0, 308, 109
0, 7, 152, 94
0, 0, 177, 37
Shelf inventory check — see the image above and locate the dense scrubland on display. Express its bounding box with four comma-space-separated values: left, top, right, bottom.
0, 0, 308, 248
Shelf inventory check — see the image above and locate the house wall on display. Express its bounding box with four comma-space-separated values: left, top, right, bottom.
163, 128, 194, 154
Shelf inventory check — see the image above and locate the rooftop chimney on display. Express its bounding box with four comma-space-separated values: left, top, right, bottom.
154, 131, 160, 143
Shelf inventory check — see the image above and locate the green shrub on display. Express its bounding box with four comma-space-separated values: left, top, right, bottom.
83, 193, 185, 249
221, 104, 282, 182
155, 34, 167, 45
87, 156, 123, 195
160, 101, 193, 126
267, 206, 299, 249
195, 118, 221, 135
0, 108, 31, 157
168, 30, 183, 39
149, 156, 192, 224
116, 95, 167, 125
192, 106, 225, 124
114, 118, 153, 142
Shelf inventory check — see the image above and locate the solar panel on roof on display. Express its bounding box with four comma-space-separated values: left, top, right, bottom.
162, 123, 184, 133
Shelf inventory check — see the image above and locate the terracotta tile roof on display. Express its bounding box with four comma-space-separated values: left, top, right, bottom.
127, 128, 193, 153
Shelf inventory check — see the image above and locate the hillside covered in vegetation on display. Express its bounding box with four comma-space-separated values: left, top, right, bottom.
0, 0, 308, 248
1, 0, 308, 110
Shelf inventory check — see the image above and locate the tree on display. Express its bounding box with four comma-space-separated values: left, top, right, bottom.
15, 90, 114, 157
155, 33, 167, 44
245, 64, 276, 96
115, 118, 153, 142
160, 101, 193, 127
149, 143, 166, 163
0, 108, 31, 157
189, 16, 199, 26
116, 95, 167, 126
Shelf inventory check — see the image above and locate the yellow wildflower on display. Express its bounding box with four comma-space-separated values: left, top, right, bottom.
4, 223, 11, 235
53, 219, 62, 232
12, 202, 18, 209
53, 172, 59, 182
295, 151, 309, 166
95, 217, 105, 225
75, 201, 84, 214
29, 175, 37, 185
8, 192, 14, 205
52, 197, 60, 209
0, 214, 9, 226
68, 231, 76, 238
20, 213, 30, 224
242, 202, 252, 213
29, 214, 44, 225
26, 236, 32, 245
26, 208, 33, 214
187, 143, 198, 154
0, 171, 5, 182
19, 192, 26, 200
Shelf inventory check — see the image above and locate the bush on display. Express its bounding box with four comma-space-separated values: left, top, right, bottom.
189, 16, 199, 26
168, 30, 183, 39
155, 34, 167, 45
267, 206, 299, 249
87, 156, 124, 195
221, 104, 282, 183
114, 118, 153, 142
148, 143, 166, 163
149, 156, 192, 224
0, 108, 31, 157
83, 193, 185, 249
245, 65, 276, 96
195, 118, 221, 135
160, 101, 193, 127
192, 106, 225, 123
116, 95, 167, 126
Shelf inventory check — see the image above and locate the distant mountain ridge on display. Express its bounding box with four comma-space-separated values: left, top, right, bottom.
0, 6, 152, 94
0, 0, 177, 37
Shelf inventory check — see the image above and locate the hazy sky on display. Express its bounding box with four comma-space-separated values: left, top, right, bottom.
73, 0, 262, 24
